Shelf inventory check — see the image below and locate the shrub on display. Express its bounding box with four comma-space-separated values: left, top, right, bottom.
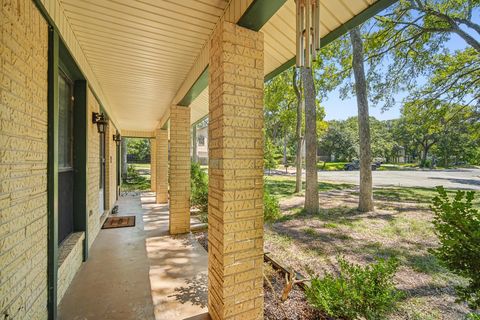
306, 257, 402, 320
126, 164, 139, 179
430, 186, 480, 310
264, 187, 281, 223
191, 162, 208, 214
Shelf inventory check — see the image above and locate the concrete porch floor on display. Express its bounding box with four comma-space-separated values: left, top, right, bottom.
58, 192, 210, 320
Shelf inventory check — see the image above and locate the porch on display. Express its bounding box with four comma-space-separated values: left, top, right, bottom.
0, 0, 397, 319
58, 193, 209, 320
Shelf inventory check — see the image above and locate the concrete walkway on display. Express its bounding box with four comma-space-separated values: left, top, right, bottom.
58, 193, 209, 320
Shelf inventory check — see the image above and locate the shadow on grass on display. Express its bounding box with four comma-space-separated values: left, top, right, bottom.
265, 178, 354, 199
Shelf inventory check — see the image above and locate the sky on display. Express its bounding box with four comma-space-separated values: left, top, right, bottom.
322, 20, 475, 121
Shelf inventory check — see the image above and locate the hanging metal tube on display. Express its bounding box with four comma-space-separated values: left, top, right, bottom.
305, 0, 311, 68
314, 0, 320, 52
295, 0, 302, 67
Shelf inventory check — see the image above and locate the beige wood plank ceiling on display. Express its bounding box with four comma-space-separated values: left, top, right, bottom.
59, 0, 229, 131
59, 0, 378, 130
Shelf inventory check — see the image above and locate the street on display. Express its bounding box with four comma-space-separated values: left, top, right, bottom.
319, 168, 480, 190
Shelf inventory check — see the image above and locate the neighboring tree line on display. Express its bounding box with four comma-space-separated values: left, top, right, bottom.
319, 102, 480, 167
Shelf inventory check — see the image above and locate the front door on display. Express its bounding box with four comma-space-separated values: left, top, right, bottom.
58, 71, 74, 244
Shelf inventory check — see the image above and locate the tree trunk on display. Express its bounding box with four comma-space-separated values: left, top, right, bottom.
302, 67, 319, 214
350, 27, 374, 212
121, 138, 128, 180
283, 130, 287, 168
293, 67, 303, 193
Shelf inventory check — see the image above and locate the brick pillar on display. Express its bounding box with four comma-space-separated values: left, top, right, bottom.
169, 105, 191, 234
151, 138, 156, 192
155, 129, 168, 204
208, 21, 264, 320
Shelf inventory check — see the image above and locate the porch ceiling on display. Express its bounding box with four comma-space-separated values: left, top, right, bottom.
58, 0, 388, 131
59, 0, 229, 131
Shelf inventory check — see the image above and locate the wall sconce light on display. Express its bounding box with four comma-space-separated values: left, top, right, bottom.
92, 112, 108, 134
113, 133, 121, 146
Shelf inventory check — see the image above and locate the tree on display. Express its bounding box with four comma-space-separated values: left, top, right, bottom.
126, 138, 150, 162
121, 138, 127, 179
350, 27, 374, 212
264, 136, 278, 174
293, 67, 304, 193
303, 67, 319, 214
318, 121, 358, 161
364, 0, 480, 110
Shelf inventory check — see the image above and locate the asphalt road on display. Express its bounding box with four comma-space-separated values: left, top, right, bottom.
319, 168, 480, 190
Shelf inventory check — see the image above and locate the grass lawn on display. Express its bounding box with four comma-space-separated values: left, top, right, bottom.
317, 161, 348, 171
263, 176, 478, 319
265, 175, 353, 199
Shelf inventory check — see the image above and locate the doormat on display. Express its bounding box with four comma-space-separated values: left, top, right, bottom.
102, 216, 135, 229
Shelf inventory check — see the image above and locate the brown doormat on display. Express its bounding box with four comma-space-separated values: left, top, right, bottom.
102, 216, 135, 229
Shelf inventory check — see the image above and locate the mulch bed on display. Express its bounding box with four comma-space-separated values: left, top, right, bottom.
193, 231, 327, 320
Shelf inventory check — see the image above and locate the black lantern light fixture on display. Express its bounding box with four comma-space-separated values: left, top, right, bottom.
92, 112, 108, 134
113, 132, 121, 146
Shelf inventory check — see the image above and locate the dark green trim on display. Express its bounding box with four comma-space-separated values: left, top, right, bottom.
161, 119, 169, 130
47, 27, 59, 320
73, 80, 89, 261
264, 0, 398, 81
59, 41, 83, 81
237, 0, 286, 31
177, 67, 208, 107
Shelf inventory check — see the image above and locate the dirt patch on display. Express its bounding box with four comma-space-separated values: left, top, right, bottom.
263, 264, 326, 320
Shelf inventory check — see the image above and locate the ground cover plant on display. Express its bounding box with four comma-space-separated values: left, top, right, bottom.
191, 162, 208, 222
306, 257, 402, 319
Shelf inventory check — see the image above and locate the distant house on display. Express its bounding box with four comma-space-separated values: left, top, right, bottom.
192, 125, 208, 165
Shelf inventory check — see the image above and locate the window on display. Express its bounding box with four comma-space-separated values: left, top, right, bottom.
198, 135, 205, 146
58, 71, 73, 170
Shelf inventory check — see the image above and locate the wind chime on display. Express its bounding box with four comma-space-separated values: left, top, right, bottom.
295, 0, 321, 68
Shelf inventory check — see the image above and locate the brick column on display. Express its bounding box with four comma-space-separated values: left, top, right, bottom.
208, 21, 264, 320
155, 129, 168, 204
169, 105, 191, 234
150, 138, 156, 192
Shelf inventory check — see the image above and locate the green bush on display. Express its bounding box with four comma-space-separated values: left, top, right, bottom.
430, 186, 480, 310
264, 187, 281, 223
127, 164, 139, 179
306, 257, 402, 320
191, 162, 209, 215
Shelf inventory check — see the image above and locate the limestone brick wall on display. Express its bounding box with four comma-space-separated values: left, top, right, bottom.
150, 139, 156, 192
0, 1, 49, 319
57, 232, 84, 304
105, 120, 117, 210
86, 89, 103, 249
208, 21, 265, 320
169, 106, 190, 234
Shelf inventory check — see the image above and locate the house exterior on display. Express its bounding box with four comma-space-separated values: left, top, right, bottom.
193, 124, 209, 165
0, 0, 396, 319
